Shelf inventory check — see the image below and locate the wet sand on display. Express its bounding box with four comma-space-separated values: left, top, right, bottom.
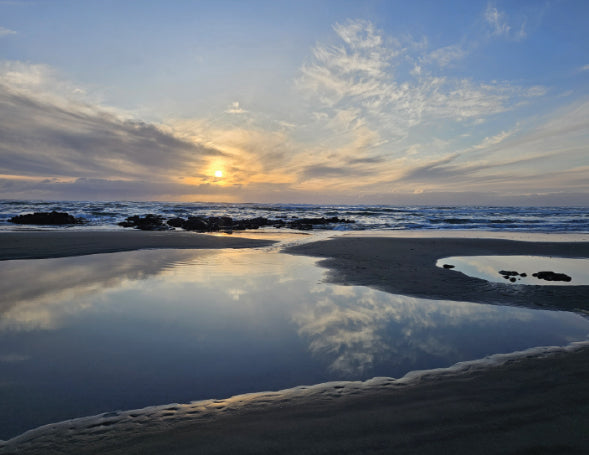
0, 231, 275, 260
1, 232, 588, 454
286, 236, 589, 313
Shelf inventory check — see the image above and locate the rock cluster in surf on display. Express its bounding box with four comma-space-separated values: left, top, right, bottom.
117, 214, 355, 232
9, 211, 85, 225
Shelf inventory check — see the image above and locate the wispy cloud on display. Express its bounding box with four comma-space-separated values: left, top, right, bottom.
298, 19, 535, 140
294, 18, 547, 192
225, 101, 247, 114
0, 26, 16, 37
424, 44, 467, 67
484, 3, 527, 40
394, 98, 589, 195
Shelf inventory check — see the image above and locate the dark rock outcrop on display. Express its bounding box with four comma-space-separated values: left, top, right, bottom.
118, 214, 171, 231
118, 214, 355, 232
182, 216, 210, 231
166, 217, 186, 228
532, 271, 572, 282
9, 211, 84, 225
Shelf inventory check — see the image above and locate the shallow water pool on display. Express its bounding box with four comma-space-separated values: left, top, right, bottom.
437, 255, 589, 286
1, 249, 588, 439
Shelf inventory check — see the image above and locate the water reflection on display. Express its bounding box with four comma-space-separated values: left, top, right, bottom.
0, 250, 217, 331
292, 284, 587, 375
437, 256, 589, 286
1, 249, 588, 439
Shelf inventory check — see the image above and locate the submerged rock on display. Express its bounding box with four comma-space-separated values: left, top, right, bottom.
532, 271, 572, 282
9, 211, 84, 225
499, 270, 520, 277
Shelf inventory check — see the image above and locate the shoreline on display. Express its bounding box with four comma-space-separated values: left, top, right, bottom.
1, 230, 588, 453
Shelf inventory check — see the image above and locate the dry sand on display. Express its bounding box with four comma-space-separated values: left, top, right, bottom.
1, 232, 588, 454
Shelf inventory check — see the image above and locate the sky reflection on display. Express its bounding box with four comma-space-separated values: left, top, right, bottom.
436, 256, 589, 286
1, 249, 588, 439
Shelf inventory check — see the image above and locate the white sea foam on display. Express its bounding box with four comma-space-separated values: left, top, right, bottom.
2, 340, 588, 453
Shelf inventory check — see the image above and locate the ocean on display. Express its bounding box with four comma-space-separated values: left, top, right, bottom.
1, 200, 588, 233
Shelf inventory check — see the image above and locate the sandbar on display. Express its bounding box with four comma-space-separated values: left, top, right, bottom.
285, 236, 589, 313
0, 230, 275, 261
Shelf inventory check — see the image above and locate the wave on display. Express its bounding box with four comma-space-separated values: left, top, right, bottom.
1, 200, 588, 233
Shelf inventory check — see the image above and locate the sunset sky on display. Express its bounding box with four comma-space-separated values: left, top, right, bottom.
1, 0, 587, 205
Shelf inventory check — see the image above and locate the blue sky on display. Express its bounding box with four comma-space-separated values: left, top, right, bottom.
0, 0, 587, 205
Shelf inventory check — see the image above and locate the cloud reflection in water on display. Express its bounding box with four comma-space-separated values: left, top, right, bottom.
293, 283, 588, 376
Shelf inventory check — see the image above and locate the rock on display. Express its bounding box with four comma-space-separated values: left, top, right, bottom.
122, 212, 356, 233
9, 211, 84, 225
182, 216, 209, 231
166, 217, 186, 228
499, 270, 519, 277
509, 277, 517, 283
443, 264, 455, 269
118, 214, 170, 231
532, 271, 572, 282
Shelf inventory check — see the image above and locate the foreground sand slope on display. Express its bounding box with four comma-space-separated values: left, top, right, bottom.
2, 344, 588, 455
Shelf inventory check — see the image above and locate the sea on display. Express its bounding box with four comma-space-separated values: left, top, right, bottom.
1, 200, 588, 233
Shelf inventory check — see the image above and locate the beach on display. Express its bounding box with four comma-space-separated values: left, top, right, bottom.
1, 231, 588, 454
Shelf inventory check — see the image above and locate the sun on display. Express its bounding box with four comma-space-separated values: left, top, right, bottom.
214, 170, 223, 178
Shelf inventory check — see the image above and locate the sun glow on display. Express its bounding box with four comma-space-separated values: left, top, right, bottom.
214, 170, 223, 178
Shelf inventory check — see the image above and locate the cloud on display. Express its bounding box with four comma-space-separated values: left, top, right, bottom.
0, 62, 228, 195
297, 18, 534, 145
485, 4, 511, 36
393, 98, 589, 196
300, 164, 371, 181
484, 3, 527, 40
425, 44, 467, 67
0, 26, 16, 37
225, 101, 247, 114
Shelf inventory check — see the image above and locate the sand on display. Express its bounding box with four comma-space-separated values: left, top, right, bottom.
286, 236, 589, 313
0, 230, 275, 260
1, 231, 588, 454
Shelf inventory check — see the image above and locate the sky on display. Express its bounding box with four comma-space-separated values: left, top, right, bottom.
0, 0, 588, 205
